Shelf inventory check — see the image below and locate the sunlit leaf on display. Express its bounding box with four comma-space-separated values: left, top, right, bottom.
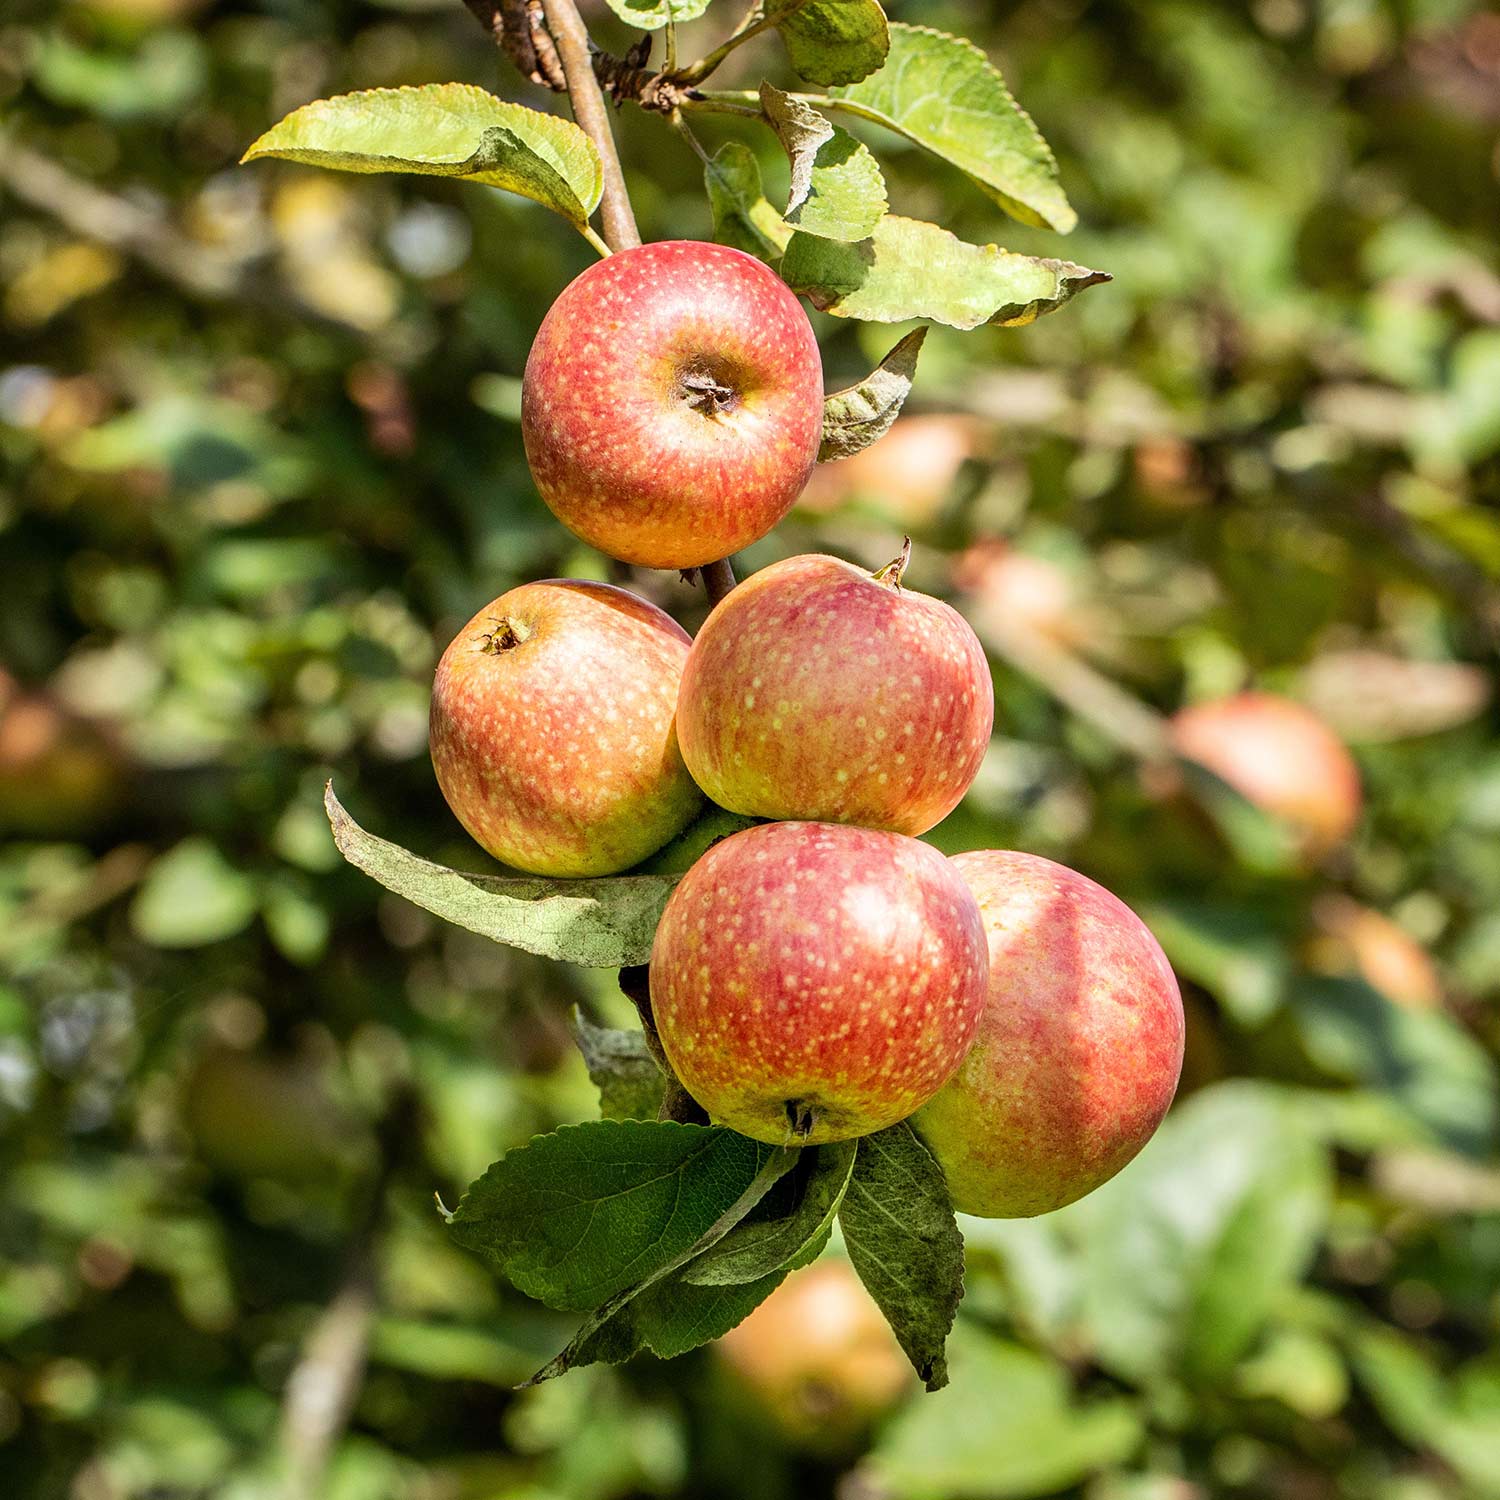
242, 84, 603, 229
781, 216, 1108, 329
759, 82, 886, 242
829, 23, 1075, 232
602, 0, 714, 26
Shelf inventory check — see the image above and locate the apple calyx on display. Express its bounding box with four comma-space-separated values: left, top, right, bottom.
676, 358, 742, 418
871, 536, 913, 592
785, 1099, 819, 1141
473, 616, 533, 654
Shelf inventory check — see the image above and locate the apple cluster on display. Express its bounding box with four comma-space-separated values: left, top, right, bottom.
428, 240, 1185, 1219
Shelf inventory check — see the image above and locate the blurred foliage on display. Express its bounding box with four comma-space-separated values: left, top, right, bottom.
2, 0, 1500, 1497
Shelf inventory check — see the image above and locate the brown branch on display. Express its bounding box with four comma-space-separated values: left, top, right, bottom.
463, 0, 566, 89
978, 612, 1174, 765
540, 0, 641, 252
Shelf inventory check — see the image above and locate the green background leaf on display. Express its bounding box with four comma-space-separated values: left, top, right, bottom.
702, 142, 793, 261
573, 1014, 665, 1122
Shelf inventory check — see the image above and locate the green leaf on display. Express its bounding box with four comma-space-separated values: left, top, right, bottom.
769, 0, 890, 86
838, 1122, 964, 1391
602, 0, 714, 27
573, 1013, 665, 1122
818, 327, 926, 462
130, 839, 259, 949
1178, 759, 1305, 876
829, 24, 1075, 233
241, 84, 603, 230
685, 1140, 856, 1284
524, 1141, 800, 1381
598, 1264, 795, 1364
1352, 1325, 1500, 1493
324, 784, 676, 967
1066, 1082, 1330, 1385
759, 83, 886, 242
862, 1328, 1143, 1500
448, 1120, 785, 1313
1142, 898, 1291, 1027
1290, 976, 1499, 1157
703, 143, 793, 262
781, 216, 1109, 330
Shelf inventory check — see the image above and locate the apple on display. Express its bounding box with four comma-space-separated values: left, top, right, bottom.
676, 550, 994, 836
915, 850, 1184, 1218
650, 820, 989, 1144
1170, 692, 1361, 859
0, 671, 127, 837
1308, 894, 1442, 1011
429, 580, 703, 877
521, 240, 824, 570
797, 413, 982, 525
715, 1258, 910, 1450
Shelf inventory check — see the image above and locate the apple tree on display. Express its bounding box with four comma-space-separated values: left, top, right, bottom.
242, 0, 1151, 1392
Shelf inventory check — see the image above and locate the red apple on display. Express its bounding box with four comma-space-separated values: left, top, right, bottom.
429, 580, 702, 876
676, 551, 994, 836
650, 821, 989, 1144
915, 851, 1184, 1218
715, 1258, 911, 1450
1170, 692, 1361, 859
521, 240, 823, 570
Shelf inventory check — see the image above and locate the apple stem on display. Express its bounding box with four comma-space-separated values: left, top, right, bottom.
871, 536, 913, 592
539, 0, 642, 253
474, 616, 532, 652
701, 558, 738, 608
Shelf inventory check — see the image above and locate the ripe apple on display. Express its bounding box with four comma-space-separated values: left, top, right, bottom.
914, 851, 1184, 1218
715, 1258, 910, 1450
521, 240, 823, 570
676, 550, 994, 836
650, 820, 989, 1144
1170, 692, 1361, 859
429, 580, 703, 876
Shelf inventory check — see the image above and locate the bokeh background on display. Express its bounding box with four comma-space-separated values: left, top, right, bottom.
4, 0, 1500, 1496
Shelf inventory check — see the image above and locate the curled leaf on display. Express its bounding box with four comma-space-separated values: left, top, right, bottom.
819, 327, 927, 461
760, 82, 887, 242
